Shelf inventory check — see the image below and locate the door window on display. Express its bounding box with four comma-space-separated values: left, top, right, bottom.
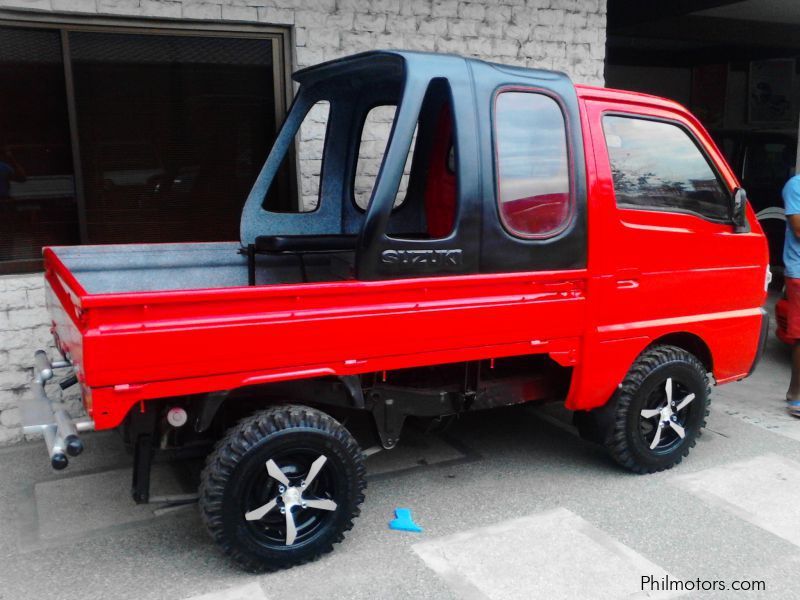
494, 91, 571, 238
602, 115, 730, 221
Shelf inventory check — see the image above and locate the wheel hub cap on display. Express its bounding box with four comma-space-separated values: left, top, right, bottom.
282, 486, 303, 509
640, 377, 696, 450
243, 454, 338, 546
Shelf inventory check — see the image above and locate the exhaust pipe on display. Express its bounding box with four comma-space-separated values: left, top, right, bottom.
22, 350, 95, 470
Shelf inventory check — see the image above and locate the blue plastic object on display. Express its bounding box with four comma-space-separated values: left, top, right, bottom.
389, 508, 423, 532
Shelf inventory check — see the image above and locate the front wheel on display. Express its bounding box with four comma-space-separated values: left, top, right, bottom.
199, 405, 366, 572
605, 345, 710, 474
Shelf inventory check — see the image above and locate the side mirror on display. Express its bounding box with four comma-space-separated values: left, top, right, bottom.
732, 187, 749, 233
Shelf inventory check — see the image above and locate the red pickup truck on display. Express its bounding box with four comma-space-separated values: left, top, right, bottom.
22, 51, 769, 571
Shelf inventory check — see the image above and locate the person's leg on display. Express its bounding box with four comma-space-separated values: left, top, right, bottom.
789, 342, 800, 400
786, 278, 800, 415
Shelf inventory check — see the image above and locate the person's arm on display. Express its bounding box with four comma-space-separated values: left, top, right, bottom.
786, 178, 800, 238
789, 214, 800, 238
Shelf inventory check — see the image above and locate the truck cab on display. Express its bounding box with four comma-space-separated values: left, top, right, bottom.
23, 51, 769, 572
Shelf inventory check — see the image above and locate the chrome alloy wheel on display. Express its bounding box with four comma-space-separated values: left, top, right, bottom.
638, 377, 696, 451
244, 454, 338, 546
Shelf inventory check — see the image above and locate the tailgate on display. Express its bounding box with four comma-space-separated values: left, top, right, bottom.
19, 248, 95, 470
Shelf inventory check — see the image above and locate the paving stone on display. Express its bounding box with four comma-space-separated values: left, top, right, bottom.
413, 507, 679, 600
672, 453, 800, 548
183, 582, 269, 600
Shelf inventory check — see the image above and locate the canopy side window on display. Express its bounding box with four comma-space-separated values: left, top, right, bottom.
494, 91, 572, 239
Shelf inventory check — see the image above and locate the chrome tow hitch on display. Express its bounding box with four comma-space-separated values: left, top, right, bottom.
20, 350, 95, 470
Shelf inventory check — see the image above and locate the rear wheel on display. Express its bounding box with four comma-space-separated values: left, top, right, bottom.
605, 345, 710, 474
199, 405, 366, 572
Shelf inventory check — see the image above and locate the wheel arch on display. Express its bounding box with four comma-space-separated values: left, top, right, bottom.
566, 331, 713, 414
647, 332, 713, 374
193, 375, 365, 433
574, 343, 711, 473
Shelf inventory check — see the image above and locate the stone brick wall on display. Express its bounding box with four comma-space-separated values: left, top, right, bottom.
0, 275, 79, 443
0, 0, 607, 443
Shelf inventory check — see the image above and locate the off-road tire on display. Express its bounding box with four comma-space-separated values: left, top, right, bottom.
605, 345, 710, 474
199, 405, 366, 572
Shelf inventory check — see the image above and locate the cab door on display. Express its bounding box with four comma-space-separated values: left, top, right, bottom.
583, 98, 767, 382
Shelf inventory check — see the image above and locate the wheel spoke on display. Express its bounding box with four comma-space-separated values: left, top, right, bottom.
649, 423, 663, 449
676, 393, 696, 411
285, 507, 297, 546
266, 458, 290, 487
640, 408, 661, 419
244, 498, 278, 521
304, 498, 337, 511
304, 455, 328, 487
669, 421, 686, 439
665, 377, 673, 405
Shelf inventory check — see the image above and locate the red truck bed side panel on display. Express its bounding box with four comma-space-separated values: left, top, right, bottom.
44, 248, 588, 429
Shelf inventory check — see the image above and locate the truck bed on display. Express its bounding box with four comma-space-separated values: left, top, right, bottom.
54, 242, 250, 293
53, 242, 353, 293
44, 243, 587, 431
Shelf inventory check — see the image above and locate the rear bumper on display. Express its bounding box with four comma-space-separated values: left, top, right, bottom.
19, 350, 94, 470
747, 308, 770, 376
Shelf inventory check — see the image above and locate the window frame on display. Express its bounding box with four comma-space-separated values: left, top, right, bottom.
0, 10, 292, 274
491, 85, 576, 241
601, 111, 734, 225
